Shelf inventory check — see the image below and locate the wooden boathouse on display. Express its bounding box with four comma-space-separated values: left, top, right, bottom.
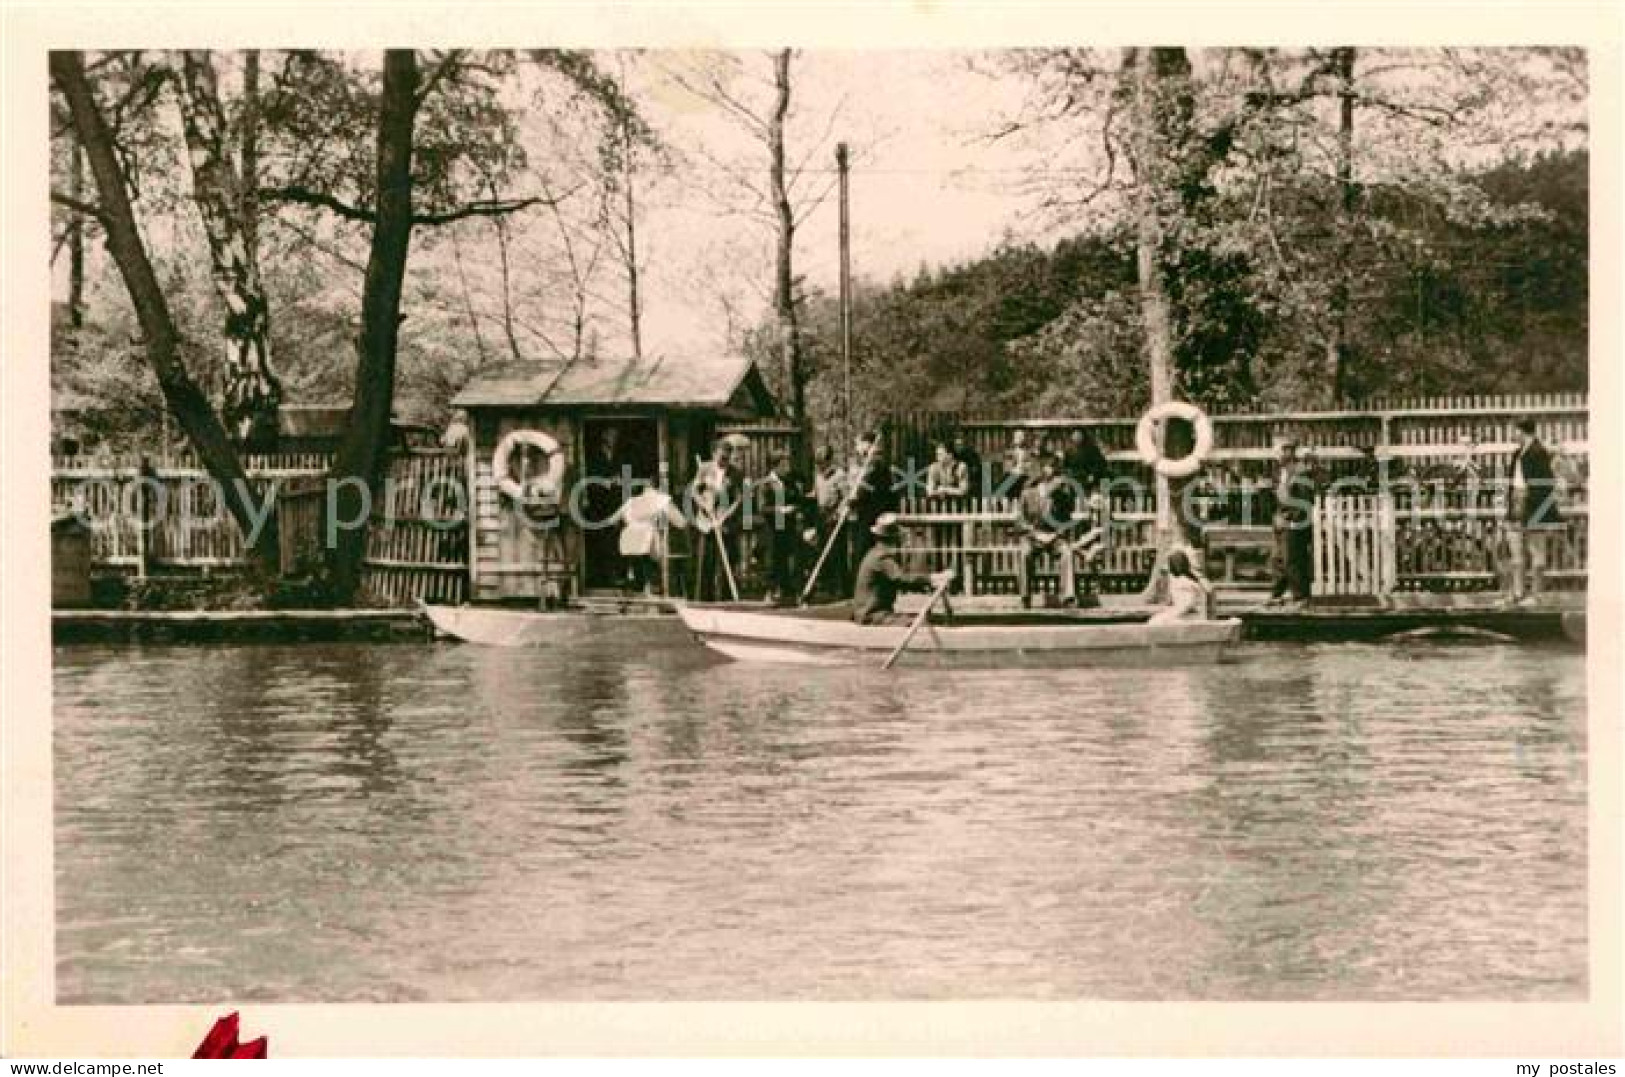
451, 355, 779, 603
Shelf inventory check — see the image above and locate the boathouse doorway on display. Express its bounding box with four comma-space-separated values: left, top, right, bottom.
581, 416, 661, 590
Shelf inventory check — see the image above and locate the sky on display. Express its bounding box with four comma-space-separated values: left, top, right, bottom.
623, 49, 1065, 359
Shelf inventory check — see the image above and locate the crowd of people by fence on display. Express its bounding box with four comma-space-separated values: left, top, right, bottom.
650, 413, 1582, 612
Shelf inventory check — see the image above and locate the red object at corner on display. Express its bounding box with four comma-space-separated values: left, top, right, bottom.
192, 1012, 268, 1059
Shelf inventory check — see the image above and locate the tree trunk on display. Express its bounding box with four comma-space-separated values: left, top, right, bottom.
68, 139, 85, 328
1126, 46, 1202, 602
622, 137, 643, 361
1325, 45, 1357, 406
769, 49, 809, 463
52, 51, 279, 572
613, 54, 644, 361
1127, 48, 1179, 556
326, 49, 420, 604
175, 50, 282, 449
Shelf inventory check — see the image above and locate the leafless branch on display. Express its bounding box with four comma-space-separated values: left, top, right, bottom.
414, 49, 466, 108
260, 185, 573, 226
664, 59, 772, 139
51, 190, 108, 224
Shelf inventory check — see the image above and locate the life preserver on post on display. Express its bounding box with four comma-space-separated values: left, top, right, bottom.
492, 429, 566, 504
1135, 401, 1215, 479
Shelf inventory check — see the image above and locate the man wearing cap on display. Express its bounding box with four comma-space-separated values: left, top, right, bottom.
1267, 436, 1317, 606
852, 513, 952, 625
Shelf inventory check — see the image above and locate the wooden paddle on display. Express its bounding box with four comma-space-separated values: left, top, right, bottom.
800, 437, 882, 605
882, 571, 954, 670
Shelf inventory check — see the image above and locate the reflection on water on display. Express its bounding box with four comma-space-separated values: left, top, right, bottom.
54, 626, 1586, 1002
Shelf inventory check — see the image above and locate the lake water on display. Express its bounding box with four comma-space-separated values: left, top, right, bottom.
54, 626, 1587, 1002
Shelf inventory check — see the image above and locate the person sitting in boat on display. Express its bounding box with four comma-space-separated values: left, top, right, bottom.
852, 513, 953, 625
1149, 548, 1214, 625
610, 482, 688, 597
925, 441, 970, 499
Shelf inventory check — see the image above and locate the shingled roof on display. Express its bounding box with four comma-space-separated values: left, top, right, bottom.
452, 356, 775, 416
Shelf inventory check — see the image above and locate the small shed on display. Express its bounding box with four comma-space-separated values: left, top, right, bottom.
277, 405, 438, 455
452, 355, 778, 602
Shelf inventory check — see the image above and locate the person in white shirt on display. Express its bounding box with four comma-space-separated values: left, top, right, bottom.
613, 484, 688, 596
1149, 547, 1214, 624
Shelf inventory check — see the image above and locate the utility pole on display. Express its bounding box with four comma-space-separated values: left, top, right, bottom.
836, 141, 853, 449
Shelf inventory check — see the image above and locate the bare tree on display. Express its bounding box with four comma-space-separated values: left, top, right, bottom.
326, 49, 419, 602
664, 48, 848, 452
174, 50, 283, 447
51, 50, 281, 571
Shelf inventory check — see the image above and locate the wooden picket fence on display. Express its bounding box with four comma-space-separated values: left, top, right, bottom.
895, 494, 1154, 597
881, 391, 1589, 492
1314, 496, 1397, 598
55, 449, 468, 606
359, 450, 469, 605
51, 463, 294, 570
1312, 490, 1589, 598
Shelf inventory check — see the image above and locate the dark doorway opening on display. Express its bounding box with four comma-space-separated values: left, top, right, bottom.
582, 417, 661, 590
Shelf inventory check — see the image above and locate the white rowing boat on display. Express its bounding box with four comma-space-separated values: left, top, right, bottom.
674, 603, 1242, 668
420, 602, 580, 647
420, 599, 674, 647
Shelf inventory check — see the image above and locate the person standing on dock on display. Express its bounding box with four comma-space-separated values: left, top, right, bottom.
1503, 417, 1562, 605
1002, 429, 1035, 498
847, 429, 898, 567
612, 484, 687, 597
852, 513, 953, 625
951, 432, 984, 498
811, 445, 850, 599
687, 439, 743, 602
757, 450, 812, 605
926, 441, 970, 499
1267, 436, 1317, 607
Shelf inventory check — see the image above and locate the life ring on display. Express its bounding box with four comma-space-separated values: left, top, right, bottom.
493, 429, 566, 503
1135, 400, 1214, 479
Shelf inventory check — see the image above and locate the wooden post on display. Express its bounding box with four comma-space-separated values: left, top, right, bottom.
1379, 491, 1397, 602
836, 141, 853, 451
135, 457, 155, 579
465, 421, 479, 595
658, 414, 672, 599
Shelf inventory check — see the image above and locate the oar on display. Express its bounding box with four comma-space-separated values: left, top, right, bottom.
714, 521, 740, 601
800, 437, 882, 605
882, 571, 954, 671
